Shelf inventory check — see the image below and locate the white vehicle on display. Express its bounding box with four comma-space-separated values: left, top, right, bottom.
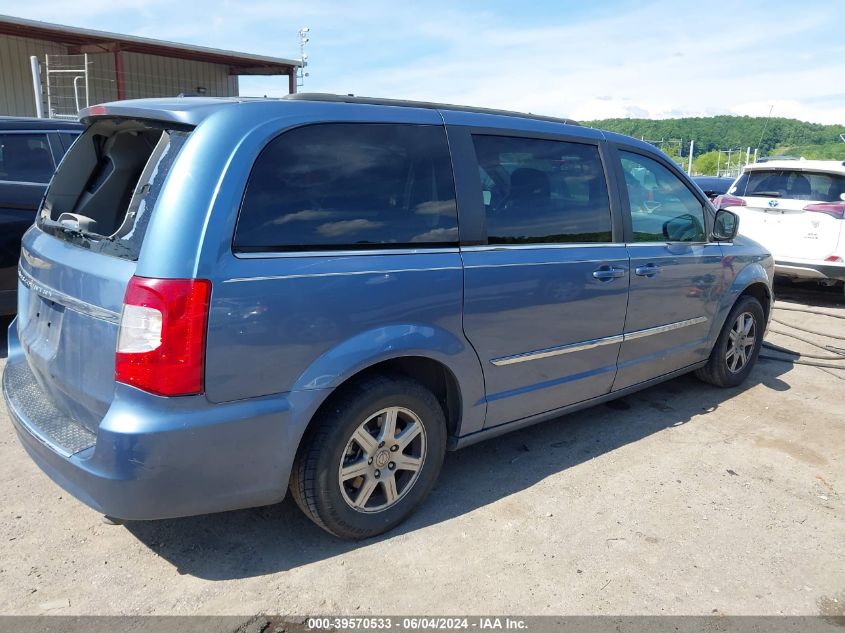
719, 159, 845, 293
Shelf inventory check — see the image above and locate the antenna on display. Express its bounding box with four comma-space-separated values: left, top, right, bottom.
297, 27, 311, 90
755, 104, 774, 157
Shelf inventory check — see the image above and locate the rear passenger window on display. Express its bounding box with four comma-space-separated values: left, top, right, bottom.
471, 135, 612, 244
235, 124, 458, 251
0, 133, 55, 184
620, 151, 706, 243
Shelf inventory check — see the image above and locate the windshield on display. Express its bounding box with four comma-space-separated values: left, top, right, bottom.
36, 118, 191, 261
729, 169, 845, 202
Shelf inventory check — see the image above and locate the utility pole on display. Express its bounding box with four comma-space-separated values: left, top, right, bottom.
688, 140, 694, 173
29, 56, 44, 118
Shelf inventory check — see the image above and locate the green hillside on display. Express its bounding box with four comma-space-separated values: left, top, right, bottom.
584, 116, 845, 169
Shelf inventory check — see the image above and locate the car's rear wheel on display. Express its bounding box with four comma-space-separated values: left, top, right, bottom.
290, 374, 447, 539
695, 295, 765, 388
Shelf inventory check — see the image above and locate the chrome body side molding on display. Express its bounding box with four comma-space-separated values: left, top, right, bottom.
490, 316, 708, 366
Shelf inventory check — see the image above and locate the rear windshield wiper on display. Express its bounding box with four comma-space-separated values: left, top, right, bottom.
40, 217, 94, 245
748, 191, 782, 198
59, 225, 89, 240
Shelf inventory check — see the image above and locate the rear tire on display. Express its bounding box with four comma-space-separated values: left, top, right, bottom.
695, 295, 765, 388
290, 374, 447, 539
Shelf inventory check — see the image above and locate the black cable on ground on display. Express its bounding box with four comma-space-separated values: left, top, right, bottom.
759, 355, 845, 375
762, 341, 845, 361
767, 328, 845, 356
771, 318, 845, 341
772, 304, 845, 320
762, 304, 845, 379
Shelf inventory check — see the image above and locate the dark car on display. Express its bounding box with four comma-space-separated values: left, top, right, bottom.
0, 117, 82, 314
693, 176, 734, 201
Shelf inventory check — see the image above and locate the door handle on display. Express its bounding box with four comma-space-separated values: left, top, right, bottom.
592, 265, 627, 281
635, 263, 661, 277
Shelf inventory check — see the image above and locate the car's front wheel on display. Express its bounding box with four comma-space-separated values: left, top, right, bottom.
290, 374, 447, 539
695, 295, 765, 388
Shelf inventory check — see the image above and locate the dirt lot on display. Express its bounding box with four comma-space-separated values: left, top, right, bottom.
0, 281, 842, 617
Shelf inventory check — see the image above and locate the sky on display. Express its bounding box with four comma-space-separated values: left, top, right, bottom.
3, 0, 845, 125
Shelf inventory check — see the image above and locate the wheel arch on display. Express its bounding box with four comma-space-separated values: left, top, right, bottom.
289, 324, 486, 453
710, 262, 773, 344
306, 355, 463, 441
738, 281, 772, 326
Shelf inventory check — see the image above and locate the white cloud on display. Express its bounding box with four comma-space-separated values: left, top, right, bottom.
3, 0, 844, 125
731, 100, 845, 126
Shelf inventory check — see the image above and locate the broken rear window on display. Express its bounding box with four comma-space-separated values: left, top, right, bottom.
37, 118, 191, 261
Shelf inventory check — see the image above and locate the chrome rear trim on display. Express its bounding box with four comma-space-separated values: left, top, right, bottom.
18, 267, 120, 324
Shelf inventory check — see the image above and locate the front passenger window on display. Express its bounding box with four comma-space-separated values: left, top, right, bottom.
620, 151, 706, 243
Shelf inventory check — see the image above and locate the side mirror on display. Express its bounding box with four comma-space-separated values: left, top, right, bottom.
713, 208, 739, 241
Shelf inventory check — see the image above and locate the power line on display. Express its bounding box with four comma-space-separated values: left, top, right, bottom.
755, 104, 774, 155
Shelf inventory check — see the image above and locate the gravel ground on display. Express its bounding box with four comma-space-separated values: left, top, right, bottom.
0, 281, 842, 616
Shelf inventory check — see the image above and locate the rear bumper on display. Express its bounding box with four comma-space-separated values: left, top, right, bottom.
3, 320, 319, 520
774, 257, 845, 282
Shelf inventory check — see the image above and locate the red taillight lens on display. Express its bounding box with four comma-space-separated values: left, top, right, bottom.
712, 194, 746, 208
825, 255, 844, 263
116, 276, 211, 396
804, 202, 845, 219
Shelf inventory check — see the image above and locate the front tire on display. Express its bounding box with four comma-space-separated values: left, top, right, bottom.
290, 374, 447, 539
695, 295, 765, 388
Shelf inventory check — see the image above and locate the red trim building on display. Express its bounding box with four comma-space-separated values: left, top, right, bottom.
0, 14, 301, 117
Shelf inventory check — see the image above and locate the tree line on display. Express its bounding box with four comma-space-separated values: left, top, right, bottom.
583, 115, 845, 173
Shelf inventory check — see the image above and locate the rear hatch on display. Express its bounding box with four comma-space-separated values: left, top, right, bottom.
16, 118, 191, 432
729, 168, 845, 260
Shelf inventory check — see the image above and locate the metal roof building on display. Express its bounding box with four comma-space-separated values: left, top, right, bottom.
0, 14, 301, 119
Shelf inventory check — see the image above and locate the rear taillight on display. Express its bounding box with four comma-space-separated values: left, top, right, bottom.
804, 202, 845, 219
116, 276, 211, 396
712, 194, 746, 208
825, 255, 844, 263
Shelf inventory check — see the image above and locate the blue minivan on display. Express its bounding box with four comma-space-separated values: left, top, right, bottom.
3, 94, 773, 539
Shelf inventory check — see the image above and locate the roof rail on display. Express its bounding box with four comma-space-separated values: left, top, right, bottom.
284, 93, 580, 126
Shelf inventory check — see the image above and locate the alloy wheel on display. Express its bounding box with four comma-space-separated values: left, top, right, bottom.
338, 406, 427, 513
725, 311, 757, 373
